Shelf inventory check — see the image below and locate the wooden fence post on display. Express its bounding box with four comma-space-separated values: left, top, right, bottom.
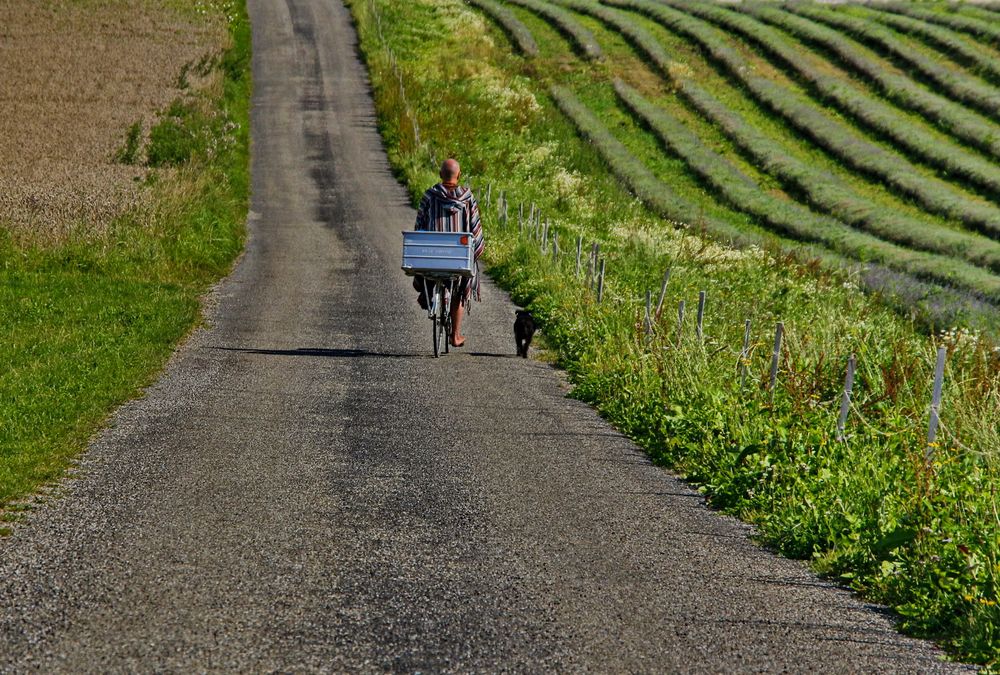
552, 232, 559, 262
486, 182, 492, 209
926, 346, 947, 460
655, 268, 671, 320
836, 353, 856, 442
541, 222, 549, 252
739, 319, 751, 388
575, 236, 583, 277
597, 259, 606, 303
518, 202, 523, 233
768, 322, 784, 401
647, 292, 654, 333
676, 300, 686, 347
696, 291, 706, 342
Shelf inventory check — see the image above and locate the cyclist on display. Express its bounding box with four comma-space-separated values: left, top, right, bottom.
413, 158, 484, 347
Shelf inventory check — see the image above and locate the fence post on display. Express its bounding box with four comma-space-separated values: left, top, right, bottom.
575, 236, 583, 277
597, 259, 606, 303
926, 346, 947, 460
696, 290, 706, 342
768, 322, 784, 400
739, 319, 751, 388
552, 232, 559, 262
676, 300, 686, 347
518, 202, 523, 233
486, 182, 492, 209
655, 268, 671, 319
836, 353, 856, 442
592, 243, 600, 289
644, 290, 653, 338
541, 222, 549, 252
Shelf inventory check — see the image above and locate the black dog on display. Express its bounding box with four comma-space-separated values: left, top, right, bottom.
514, 310, 536, 358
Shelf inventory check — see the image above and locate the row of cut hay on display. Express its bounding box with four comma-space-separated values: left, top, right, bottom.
614, 79, 1000, 302
547, 0, 1000, 274
868, 8, 1000, 85
467, 0, 539, 57
885, 3, 1000, 45
670, 1, 1000, 202
741, 4, 1000, 162
677, 81, 1000, 275
606, 0, 1000, 241
503, 0, 602, 60
551, 81, 998, 331
548, 84, 754, 247
784, 3, 1000, 123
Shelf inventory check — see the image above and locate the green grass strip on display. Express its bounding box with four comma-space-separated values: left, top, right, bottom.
0, 4, 250, 509
741, 3, 1000, 162
784, 2, 1000, 123
503, 0, 601, 60
883, 3, 1000, 47
604, 0, 1000, 240
614, 79, 1000, 301
467, 0, 539, 56
676, 79, 1000, 275
666, 1, 1000, 202
866, 8, 1000, 85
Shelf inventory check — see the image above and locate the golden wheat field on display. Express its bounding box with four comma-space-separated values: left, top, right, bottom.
0, 0, 226, 244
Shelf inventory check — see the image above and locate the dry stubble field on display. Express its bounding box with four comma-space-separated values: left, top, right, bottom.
0, 0, 225, 243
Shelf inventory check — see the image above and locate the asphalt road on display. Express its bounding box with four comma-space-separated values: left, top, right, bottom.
0, 0, 974, 671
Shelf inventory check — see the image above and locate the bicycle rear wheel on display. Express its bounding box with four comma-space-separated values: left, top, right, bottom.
431, 283, 442, 358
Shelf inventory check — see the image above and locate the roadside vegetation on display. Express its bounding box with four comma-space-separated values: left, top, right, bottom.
0, 0, 249, 519
350, 0, 1000, 663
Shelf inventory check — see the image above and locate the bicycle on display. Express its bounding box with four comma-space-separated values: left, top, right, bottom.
421, 274, 457, 358
402, 230, 475, 358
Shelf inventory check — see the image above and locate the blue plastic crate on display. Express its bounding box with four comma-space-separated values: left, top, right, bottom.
401, 230, 474, 278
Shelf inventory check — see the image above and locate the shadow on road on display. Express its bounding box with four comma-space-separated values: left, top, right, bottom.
213, 346, 519, 360
212, 346, 426, 359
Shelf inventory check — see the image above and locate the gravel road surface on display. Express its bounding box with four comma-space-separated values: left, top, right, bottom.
0, 0, 973, 671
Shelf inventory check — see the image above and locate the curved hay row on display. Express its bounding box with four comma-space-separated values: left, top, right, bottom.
503, 0, 602, 60
784, 3, 1000, 122
604, 0, 1000, 240
882, 3, 1000, 47
467, 0, 539, 57
675, 81, 1000, 275
552, 83, 999, 319
867, 9, 1000, 85
614, 80, 1000, 302
741, 3, 1000, 162
667, 1, 1000, 201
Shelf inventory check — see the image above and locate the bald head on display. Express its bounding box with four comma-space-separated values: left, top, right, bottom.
440, 158, 461, 183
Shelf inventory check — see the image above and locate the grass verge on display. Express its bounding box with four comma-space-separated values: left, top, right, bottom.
0, 1, 250, 513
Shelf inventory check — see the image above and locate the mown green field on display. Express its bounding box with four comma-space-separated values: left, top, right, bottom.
0, 3, 250, 520
349, 0, 1000, 663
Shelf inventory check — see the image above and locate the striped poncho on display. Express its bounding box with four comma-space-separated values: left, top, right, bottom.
415, 183, 485, 260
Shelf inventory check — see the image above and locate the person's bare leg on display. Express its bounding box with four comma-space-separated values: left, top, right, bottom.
451, 300, 465, 347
